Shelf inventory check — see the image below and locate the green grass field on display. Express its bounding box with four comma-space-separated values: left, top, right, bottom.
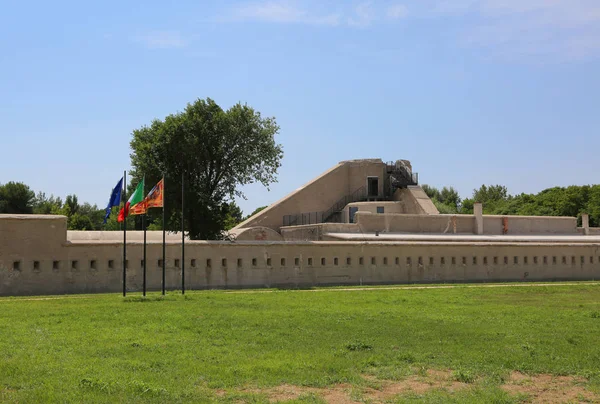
1, 283, 600, 403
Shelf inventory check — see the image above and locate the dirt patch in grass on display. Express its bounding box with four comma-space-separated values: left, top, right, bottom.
502, 371, 596, 403
224, 370, 599, 403
233, 369, 470, 403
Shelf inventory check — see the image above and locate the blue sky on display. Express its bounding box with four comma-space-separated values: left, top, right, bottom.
2, 0, 600, 215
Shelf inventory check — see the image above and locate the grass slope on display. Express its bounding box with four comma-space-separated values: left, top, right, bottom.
1, 283, 600, 403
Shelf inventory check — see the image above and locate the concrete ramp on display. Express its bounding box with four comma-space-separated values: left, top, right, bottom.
234, 159, 388, 231
394, 186, 439, 215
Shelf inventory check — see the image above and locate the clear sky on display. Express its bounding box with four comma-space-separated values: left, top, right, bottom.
2, 0, 599, 216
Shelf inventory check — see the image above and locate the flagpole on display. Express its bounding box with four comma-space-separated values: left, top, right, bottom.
123, 170, 127, 297
162, 174, 166, 295
143, 209, 147, 297
181, 170, 185, 295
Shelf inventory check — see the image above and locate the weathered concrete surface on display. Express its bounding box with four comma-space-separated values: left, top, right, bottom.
234, 159, 389, 231
394, 187, 440, 215
3, 236, 600, 296
281, 223, 359, 241
355, 213, 476, 234
343, 201, 404, 223
2, 214, 600, 297
229, 227, 284, 241
482, 215, 577, 235
324, 232, 600, 243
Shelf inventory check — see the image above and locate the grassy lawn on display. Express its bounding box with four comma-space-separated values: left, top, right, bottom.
1, 283, 600, 403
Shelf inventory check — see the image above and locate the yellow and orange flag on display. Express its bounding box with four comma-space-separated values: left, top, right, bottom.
146, 178, 164, 208
128, 178, 164, 216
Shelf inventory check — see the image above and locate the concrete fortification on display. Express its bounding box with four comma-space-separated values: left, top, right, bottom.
1, 158, 599, 296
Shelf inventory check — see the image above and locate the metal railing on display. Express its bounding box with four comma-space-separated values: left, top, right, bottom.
387, 161, 418, 188
282, 186, 367, 227
282, 212, 324, 227
322, 186, 366, 223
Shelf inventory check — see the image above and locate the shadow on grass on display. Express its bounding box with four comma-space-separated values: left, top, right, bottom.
122, 295, 180, 303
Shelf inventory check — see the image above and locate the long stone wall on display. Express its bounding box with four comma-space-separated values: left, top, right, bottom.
2, 239, 600, 296
354, 213, 578, 235
2, 215, 600, 296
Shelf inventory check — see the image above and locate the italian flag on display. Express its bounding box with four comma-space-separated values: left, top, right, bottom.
117, 178, 145, 222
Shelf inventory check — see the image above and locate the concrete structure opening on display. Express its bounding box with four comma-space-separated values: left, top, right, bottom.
367, 177, 379, 198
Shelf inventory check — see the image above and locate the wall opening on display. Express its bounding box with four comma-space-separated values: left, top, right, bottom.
395, 257, 400, 265
349, 207, 358, 223
359, 257, 364, 265
238, 259, 243, 268
140, 260, 144, 268
13, 261, 20, 271
441, 257, 445, 265
533, 256, 538, 265
367, 176, 379, 197
221, 258, 226, 268
71, 260, 78, 270
33, 261, 40, 271
524, 256, 528, 265
267, 258, 272, 266
91, 260, 97, 270
376, 206, 384, 214
295, 258, 300, 266
175, 259, 180, 268
308, 258, 313, 266
334, 257, 338, 266
108, 260, 114, 269
252, 258, 257, 266
473, 257, 477, 265
207, 259, 212, 268
347, 257, 352, 266
429, 257, 434, 265
321, 258, 326, 266
53, 261, 60, 270
493, 257, 498, 265
383, 257, 388, 265
157, 259, 163, 267
371, 257, 376, 265
281, 258, 286, 267
407, 257, 412, 265
191, 259, 197, 268
452, 257, 456, 265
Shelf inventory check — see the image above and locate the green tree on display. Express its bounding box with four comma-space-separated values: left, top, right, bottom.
129, 97, 283, 240
0, 182, 35, 214
65, 194, 80, 216
78, 203, 105, 229
32, 192, 63, 214
471, 185, 509, 213
421, 185, 460, 214
247, 205, 268, 219
223, 202, 244, 231
421, 184, 440, 201
439, 186, 461, 211
68, 213, 95, 230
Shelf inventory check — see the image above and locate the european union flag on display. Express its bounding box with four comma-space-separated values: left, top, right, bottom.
104, 177, 123, 224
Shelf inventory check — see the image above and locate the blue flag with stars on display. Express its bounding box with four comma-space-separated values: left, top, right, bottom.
103, 177, 123, 224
